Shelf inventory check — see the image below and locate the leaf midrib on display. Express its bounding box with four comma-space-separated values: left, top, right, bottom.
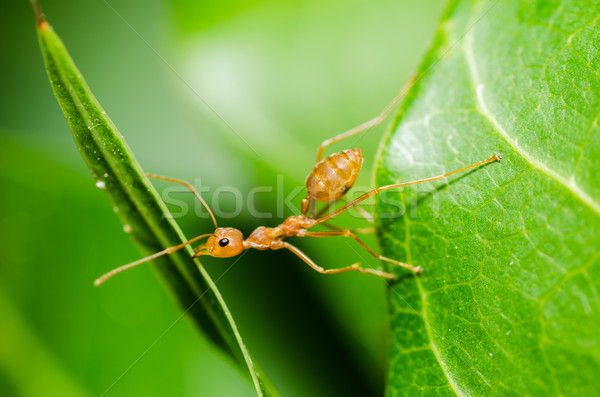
463, 29, 600, 216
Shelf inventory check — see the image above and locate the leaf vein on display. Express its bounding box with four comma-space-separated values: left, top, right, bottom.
463, 32, 600, 216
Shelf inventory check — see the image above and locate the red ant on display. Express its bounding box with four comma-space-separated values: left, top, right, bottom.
94, 88, 501, 286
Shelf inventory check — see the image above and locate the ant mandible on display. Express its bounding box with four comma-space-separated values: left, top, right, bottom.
94, 83, 501, 286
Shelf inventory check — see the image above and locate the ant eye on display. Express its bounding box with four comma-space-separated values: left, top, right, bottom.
218, 238, 229, 247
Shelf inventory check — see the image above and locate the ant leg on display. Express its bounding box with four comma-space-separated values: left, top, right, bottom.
314, 197, 374, 223
272, 241, 396, 280
146, 173, 218, 228
314, 201, 336, 219
338, 197, 374, 224
315, 153, 502, 225
300, 197, 319, 218
94, 233, 212, 286
316, 75, 416, 162
307, 195, 374, 220
320, 222, 375, 234
304, 231, 422, 273
351, 203, 374, 224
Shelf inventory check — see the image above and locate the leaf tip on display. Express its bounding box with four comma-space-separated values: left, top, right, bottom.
30, 0, 48, 30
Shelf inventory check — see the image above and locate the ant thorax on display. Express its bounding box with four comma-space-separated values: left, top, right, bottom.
244, 226, 273, 249
245, 216, 318, 250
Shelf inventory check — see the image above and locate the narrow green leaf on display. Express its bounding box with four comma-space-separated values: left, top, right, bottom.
377, 0, 599, 395
31, 4, 276, 396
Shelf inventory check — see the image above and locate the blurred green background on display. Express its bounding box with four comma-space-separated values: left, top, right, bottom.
0, 0, 444, 395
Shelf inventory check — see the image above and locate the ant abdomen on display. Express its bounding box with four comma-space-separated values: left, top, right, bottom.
305, 148, 363, 203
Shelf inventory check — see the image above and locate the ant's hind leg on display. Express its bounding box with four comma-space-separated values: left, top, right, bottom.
314, 153, 502, 225
304, 230, 422, 273
351, 203, 374, 224
316, 74, 416, 162
315, 197, 374, 224
273, 241, 397, 280
320, 222, 375, 234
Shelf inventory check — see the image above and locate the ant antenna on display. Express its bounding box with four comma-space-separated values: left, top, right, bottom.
146, 173, 219, 229
94, 233, 213, 286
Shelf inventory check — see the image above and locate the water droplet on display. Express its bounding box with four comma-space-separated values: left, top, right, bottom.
509, 261, 514, 265
489, 353, 493, 357
104, 173, 108, 178
96, 181, 106, 189
123, 224, 132, 233
113, 207, 119, 213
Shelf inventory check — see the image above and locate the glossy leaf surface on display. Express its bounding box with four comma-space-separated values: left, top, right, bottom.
376, 0, 600, 395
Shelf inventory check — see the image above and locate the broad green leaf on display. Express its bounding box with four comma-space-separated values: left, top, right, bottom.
31, 4, 276, 396
376, 0, 600, 395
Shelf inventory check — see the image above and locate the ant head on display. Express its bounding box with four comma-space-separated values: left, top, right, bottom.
194, 227, 244, 258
